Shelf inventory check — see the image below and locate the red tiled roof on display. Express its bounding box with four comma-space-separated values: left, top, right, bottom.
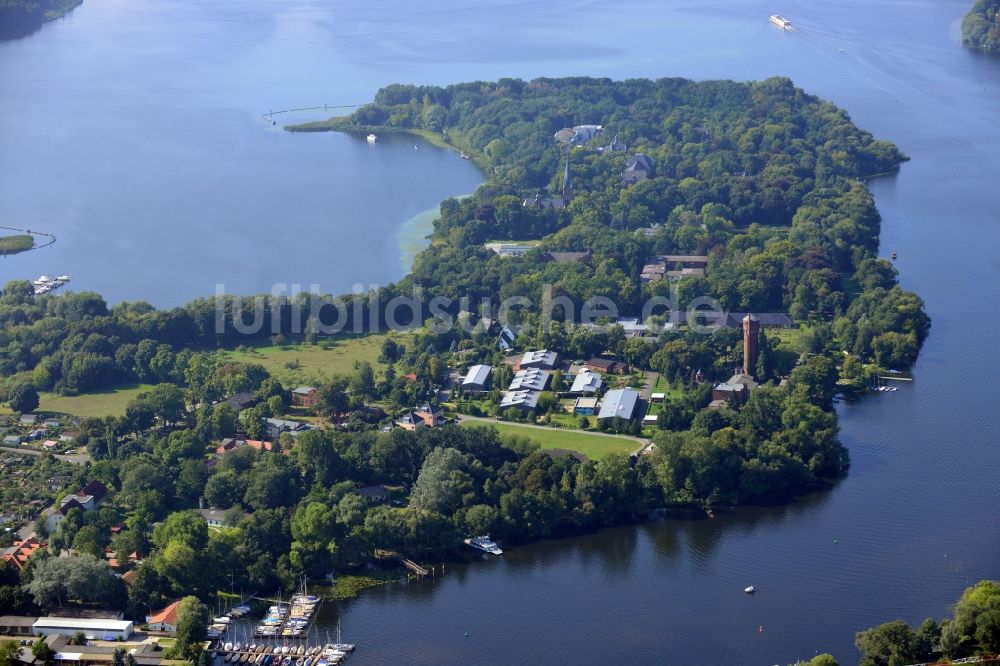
147, 599, 182, 627
1, 537, 46, 570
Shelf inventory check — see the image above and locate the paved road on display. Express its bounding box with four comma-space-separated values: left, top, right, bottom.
639, 371, 659, 401
455, 414, 650, 454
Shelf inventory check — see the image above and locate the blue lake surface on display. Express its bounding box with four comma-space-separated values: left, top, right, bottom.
2, 1, 999, 663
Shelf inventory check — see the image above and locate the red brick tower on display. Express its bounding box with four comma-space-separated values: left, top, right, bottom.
743, 313, 760, 376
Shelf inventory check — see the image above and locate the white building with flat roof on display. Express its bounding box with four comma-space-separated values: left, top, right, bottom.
33, 617, 134, 640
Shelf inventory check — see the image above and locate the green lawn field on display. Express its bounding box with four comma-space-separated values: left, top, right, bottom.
38, 383, 157, 418
222, 333, 400, 386
460, 420, 640, 461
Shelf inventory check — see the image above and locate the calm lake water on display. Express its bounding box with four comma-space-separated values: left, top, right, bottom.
3, 0, 1000, 663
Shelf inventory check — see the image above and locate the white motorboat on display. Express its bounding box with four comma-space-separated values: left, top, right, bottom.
769, 14, 791, 29
464, 535, 503, 555
366, 133, 377, 143
744, 585, 756, 593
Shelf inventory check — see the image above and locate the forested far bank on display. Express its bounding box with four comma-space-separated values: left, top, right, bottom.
963, 0, 1000, 53
0, 0, 82, 38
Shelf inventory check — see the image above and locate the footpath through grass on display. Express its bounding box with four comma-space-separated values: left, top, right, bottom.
460, 420, 639, 461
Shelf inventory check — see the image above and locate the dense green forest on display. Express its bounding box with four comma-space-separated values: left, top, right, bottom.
0, 0, 81, 37
963, 0, 1000, 53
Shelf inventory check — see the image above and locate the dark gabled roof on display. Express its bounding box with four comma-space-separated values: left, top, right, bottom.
625, 153, 655, 173
357, 485, 388, 498
79, 480, 109, 502
226, 391, 256, 409
586, 358, 619, 371
58, 498, 83, 516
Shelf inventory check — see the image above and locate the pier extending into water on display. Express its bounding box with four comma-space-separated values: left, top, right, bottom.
209, 641, 356, 666
261, 104, 362, 124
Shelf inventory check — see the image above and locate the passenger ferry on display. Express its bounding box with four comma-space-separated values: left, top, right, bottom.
769, 14, 792, 29
464, 535, 503, 555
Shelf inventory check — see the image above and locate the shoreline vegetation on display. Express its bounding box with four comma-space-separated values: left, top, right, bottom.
286, 115, 492, 172
0, 76, 930, 644
962, 0, 1000, 53
0, 234, 35, 255
0, 0, 82, 39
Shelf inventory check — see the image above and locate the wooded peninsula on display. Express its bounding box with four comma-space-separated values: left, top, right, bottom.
1, 76, 929, 661
963, 0, 1000, 53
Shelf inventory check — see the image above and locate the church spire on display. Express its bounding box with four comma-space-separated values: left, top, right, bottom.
562, 154, 573, 201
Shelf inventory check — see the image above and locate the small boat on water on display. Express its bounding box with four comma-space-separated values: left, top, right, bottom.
464, 535, 503, 555
769, 14, 791, 29
459, 151, 470, 160
891, 251, 898, 260
744, 585, 756, 594
366, 133, 377, 143
225, 643, 233, 652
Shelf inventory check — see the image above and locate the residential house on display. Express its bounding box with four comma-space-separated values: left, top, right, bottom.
27, 429, 47, 441
554, 124, 603, 144
597, 388, 641, 422
224, 392, 257, 411
497, 325, 517, 351
573, 397, 599, 416
570, 370, 603, 395
711, 373, 759, 405
42, 440, 58, 451
356, 485, 389, 505
500, 390, 539, 412
3, 435, 21, 446
414, 404, 445, 427
42, 418, 61, 429
522, 194, 567, 210
215, 437, 242, 455
395, 412, 425, 431
622, 153, 655, 184
146, 600, 182, 633
545, 251, 591, 264
508, 368, 551, 392
18, 414, 38, 426
461, 365, 493, 393
586, 358, 628, 375
517, 349, 558, 370
0, 615, 37, 636
263, 418, 312, 439
485, 243, 533, 257
198, 508, 241, 527
1, 537, 45, 572
291, 386, 319, 408
47, 480, 110, 533
640, 260, 667, 283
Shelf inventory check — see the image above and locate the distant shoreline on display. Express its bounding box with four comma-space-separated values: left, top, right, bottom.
0, 0, 82, 40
